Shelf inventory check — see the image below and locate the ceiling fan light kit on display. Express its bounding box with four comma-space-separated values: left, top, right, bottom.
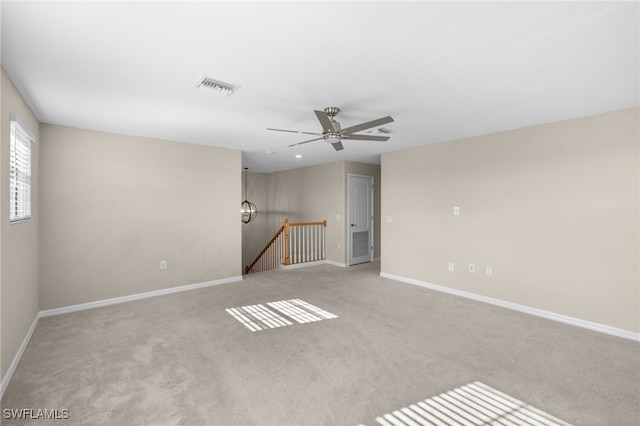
268, 106, 394, 151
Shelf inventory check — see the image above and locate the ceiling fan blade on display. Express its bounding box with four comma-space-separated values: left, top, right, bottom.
331, 141, 344, 151
286, 137, 324, 147
342, 134, 390, 142
314, 110, 336, 133
339, 116, 394, 135
267, 128, 322, 136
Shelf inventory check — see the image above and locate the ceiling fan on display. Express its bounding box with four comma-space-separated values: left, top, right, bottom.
267, 107, 394, 151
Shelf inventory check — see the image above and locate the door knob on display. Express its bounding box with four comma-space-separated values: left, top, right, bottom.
350, 224, 356, 227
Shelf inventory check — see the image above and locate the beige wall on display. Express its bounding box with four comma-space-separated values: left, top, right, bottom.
39, 125, 242, 310
266, 161, 346, 264
241, 172, 270, 269
1, 69, 40, 378
381, 108, 639, 332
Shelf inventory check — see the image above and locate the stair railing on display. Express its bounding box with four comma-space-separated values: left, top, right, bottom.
246, 219, 327, 274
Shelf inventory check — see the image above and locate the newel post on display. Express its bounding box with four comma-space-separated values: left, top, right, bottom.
283, 219, 291, 266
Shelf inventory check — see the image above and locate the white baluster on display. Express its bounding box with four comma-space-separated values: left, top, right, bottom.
313, 225, 317, 261
292, 227, 297, 264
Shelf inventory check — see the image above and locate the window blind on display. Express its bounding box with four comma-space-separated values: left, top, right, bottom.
9, 112, 36, 223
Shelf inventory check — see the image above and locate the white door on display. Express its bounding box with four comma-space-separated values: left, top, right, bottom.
348, 174, 373, 265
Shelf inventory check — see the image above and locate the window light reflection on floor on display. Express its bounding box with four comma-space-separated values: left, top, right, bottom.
226, 299, 337, 332
360, 381, 571, 426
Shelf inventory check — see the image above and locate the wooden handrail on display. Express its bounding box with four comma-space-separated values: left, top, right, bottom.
289, 220, 327, 227
245, 225, 285, 274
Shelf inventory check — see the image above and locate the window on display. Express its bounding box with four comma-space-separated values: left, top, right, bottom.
9, 112, 36, 223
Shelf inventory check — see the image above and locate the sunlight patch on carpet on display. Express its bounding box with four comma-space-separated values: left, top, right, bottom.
226, 299, 337, 332
268, 299, 338, 323
361, 381, 571, 426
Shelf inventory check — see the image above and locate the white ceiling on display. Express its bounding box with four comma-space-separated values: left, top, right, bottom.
1, 1, 638, 173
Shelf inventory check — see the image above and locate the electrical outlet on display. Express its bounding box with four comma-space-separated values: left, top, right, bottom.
486, 266, 493, 275
468, 263, 475, 273
448, 262, 454, 272
453, 207, 460, 216
160, 260, 167, 270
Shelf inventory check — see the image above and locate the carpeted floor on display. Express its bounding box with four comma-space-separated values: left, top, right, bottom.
2, 261, 639, 425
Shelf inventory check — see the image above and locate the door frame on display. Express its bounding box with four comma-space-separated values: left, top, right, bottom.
347, 173, 374, 266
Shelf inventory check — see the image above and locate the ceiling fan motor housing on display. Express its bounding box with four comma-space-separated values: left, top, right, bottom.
322, 107, 341, 143
325, 119, 341, 143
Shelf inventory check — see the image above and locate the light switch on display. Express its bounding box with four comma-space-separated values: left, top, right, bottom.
454, 207, 460, 216
386, 216, 393, 224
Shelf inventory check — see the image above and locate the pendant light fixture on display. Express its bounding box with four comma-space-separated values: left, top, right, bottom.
240, 167, 258, 224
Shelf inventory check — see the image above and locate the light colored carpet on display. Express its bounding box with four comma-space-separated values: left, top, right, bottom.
2, 261, 639, 425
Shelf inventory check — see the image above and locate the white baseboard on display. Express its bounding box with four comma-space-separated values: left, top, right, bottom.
279, 260, 347, 270
1, 275, 243, 399
280, 260, 327, 270
380, 272, 640, 341
1, 313, 40, 399
40, 276, 243, 318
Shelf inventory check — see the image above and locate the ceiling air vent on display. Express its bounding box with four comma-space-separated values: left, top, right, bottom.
195, 76, 240, 96
366, 127, 392, 134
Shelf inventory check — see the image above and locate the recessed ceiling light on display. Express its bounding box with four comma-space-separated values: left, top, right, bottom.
266, 150, 274, 154
295, 154, 302, 159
